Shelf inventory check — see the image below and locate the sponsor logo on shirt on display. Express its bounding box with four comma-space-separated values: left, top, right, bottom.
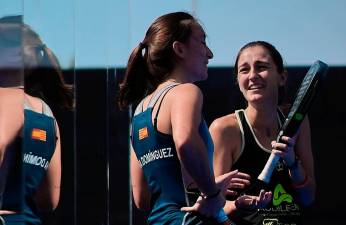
263, 218, 278, 225
273, 183, 293, 206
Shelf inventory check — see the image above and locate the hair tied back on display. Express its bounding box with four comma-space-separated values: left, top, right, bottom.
139, 42, 147, 49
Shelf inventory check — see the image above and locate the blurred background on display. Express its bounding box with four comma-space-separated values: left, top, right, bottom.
1, 0, 345, 224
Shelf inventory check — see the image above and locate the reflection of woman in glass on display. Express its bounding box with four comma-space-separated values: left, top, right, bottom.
0, 15, 73, 225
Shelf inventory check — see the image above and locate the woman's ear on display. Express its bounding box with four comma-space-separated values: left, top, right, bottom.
172, 41, 185, 59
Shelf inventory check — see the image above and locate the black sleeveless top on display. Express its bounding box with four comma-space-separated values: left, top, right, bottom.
231, 109, 302, 225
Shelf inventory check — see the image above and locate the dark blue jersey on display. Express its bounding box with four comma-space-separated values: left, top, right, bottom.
131, 83, 219, 225
3, 100, 56, 225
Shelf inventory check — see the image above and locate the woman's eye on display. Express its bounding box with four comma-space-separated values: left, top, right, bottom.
257, 65, 268, 71
238, 68, 248, 74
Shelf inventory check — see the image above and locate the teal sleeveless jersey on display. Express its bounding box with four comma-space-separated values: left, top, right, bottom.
131, 84, 216, 225
3, 105, 56, 225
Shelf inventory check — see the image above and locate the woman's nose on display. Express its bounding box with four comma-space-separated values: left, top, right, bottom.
207, 46, 213, 59
249, 68, 260, 80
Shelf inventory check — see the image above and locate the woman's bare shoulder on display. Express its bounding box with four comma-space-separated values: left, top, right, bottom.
210, 113, 240, 136
0, 88, 24, 105
0, 87, 24, 96
170, 83, 202, 97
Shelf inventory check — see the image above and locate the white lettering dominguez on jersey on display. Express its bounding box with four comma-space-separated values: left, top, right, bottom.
23, 152, 50, 169
139, 147, 174, 167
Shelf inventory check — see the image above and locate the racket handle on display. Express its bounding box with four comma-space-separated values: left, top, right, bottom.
258, 153, 280, 183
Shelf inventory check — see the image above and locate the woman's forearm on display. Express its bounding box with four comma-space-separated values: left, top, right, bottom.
177, 135, 218, 196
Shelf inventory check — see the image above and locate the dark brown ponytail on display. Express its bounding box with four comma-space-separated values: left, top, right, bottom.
118, 11, 196, 110
118, 42, 151, 110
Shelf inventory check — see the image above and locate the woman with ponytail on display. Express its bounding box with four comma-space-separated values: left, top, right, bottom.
0, 15, 72, 225
118, 12, 249, 225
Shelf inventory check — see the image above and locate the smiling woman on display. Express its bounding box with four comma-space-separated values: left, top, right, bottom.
235, 42, 286, 105
210, 41, 316, 225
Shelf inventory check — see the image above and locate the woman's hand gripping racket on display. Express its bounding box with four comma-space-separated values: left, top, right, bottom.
258, 60, 328, 183
239, 60, 328, 196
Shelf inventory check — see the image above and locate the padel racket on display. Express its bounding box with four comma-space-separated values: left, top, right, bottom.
258, 60, 328, 183
238, 60, 328, 196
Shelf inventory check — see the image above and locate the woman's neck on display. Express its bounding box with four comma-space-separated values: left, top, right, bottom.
167, 66, 195, 84
245, 104, 278, 130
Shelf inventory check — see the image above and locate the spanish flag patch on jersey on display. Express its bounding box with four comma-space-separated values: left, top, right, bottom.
31, 128, 47, 142
139, 127, 148, 140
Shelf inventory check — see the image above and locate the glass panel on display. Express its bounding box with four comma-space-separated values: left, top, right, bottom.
73, 0, 131, 224
22, 1, 76, 225
0, 2, 24, 87
0, 0, 24, 216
